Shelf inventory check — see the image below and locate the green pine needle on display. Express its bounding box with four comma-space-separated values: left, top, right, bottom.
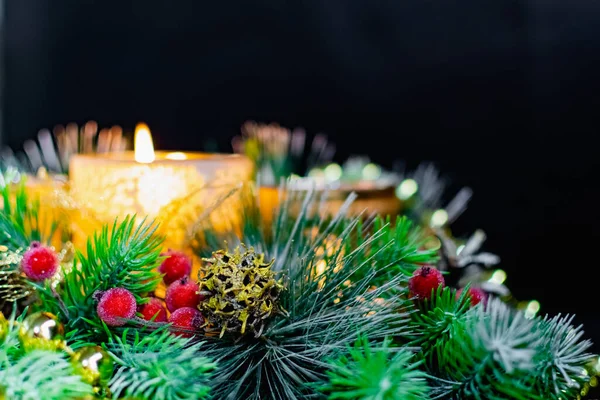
0, 305, 27, 360
81, 215, 164, 300
0, 306, 92, 399
0, 178, 57, 252
437, 298, 542, 400
106, 327, 217, 400
0, 349, 93, 400
409, 286, 471, 365
344, 215, 439, 287
320, 336, 429, 400
534, 314, 594, 399
34, 216, 164, 340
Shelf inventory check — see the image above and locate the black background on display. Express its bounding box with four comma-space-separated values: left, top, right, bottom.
2, 0, 599, 359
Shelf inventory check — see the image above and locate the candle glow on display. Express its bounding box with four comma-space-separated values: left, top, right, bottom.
69, 123, 253, 248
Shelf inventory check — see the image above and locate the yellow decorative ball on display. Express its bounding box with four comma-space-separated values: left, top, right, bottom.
71, 345, 114, 387
18, 311, 65, 351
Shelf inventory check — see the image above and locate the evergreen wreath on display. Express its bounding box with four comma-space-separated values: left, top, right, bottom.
0, 122, 598, 400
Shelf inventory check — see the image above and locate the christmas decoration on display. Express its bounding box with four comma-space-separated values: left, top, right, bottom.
158, 249, 192, 285
31, 216, 164, 344
1, 306, 95, 399
190, 191, 418, 399
96, 287, 137, 327
138, 297, 168, 322
71, 345, 114, 387
198, 245, 284, 338
168, 307, 204, 338
18, 311, 66, 351
21, 242, 59, 281
165, 277, 202, 312
0, 121, 598, 400
408, 265, 445, 300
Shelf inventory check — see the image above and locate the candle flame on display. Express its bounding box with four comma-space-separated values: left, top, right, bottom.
134, 123, 155, 163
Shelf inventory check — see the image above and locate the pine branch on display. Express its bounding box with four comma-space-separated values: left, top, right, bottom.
320, 335, 430, 400
534, 314, 595, 399
35, 216, 163, 340
106, 327, 216, 400
0, 179, 57, 252
341, 215, 439, 289
408, 286, 471, 365
0, 350, 93, 400
435, 298, 543, 400
84, 215, 163, 298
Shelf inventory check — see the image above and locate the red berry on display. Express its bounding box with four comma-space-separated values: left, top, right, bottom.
159, 250, 192, 285
168, 307, 204, 337
97, 287, 137, 326
165, 277, 203, 312
21, 242, 59, 281
457, 287, 487, 307
408, 266, 445, 300
138, 297, 168, 322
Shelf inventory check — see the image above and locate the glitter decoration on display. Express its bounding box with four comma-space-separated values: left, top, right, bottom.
199, 245, 285, 338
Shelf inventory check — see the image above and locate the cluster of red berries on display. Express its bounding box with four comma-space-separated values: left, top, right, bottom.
159, 250, 205, 337
408, 265, 487, 307
94, 250, 205, 337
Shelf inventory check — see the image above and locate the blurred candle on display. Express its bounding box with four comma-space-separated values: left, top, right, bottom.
68, 123, 253, 246
259, 176, 401, 223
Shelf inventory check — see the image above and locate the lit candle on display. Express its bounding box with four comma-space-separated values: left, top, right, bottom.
69, 123, 253, 246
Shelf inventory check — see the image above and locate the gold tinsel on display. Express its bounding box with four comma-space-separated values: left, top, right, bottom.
199, 245, 285, 338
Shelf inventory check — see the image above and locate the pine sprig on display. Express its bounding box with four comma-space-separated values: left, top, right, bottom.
408, 286, 471, 364
320, 335, 429, 400
436, 298, 542, 400
0, 179, 57, 251
83, 215, 163, 298
534, 314, 594, 399
34, 216, 163, 341
106, 327, 216, 400
347, 216, 439, 285
0, 349, 93, 400
0, 307, 92, 399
